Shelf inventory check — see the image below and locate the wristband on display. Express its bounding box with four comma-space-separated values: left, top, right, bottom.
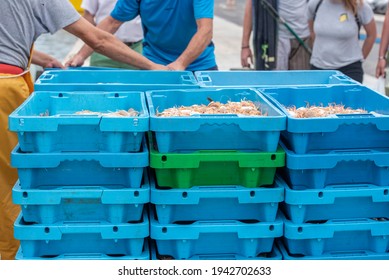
241, 46, 250, 49
379, 56, 386, 60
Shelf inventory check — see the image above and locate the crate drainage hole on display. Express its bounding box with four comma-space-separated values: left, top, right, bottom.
113, 226, 118, 232
318, 192, 324, 198
271, 154, 276, 160
250, 191, 255, 197
182, 192, 188, 198
161, 155, 167, 162
44, 227, 50, 233
384, 189, 389, 195
22, 192, 28, 198
134, 191, 139, 197
114, 93, 119, 97
162, 227, 167, 233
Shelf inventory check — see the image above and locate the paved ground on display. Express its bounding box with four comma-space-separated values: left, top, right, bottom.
32, 5, 384, 91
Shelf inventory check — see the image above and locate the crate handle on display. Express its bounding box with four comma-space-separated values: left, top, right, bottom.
195, 114, 239, 117
331, 149, 373, 154
180, 75, 196, 85
38, 74, 54, 80
335, 113, 375, 118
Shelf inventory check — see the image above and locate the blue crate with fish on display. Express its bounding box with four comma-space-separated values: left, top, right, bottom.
14, 211, 149, 259
282, 176, 389, 223
9, 91, 148, 153
151, 172, 284, 224
147, 88, 286, 153
15, 240, 150, 260
34, 69, 199, 91
261, 84, 389, 154
150, 210, 283, 259
150, 240, 282, 260
280, 141, 389, 189
277, 240, 389, 260
282, 212, 389, 257
195, 70, 356, 88
13, 172, 150, 224
11, 140, 148, 190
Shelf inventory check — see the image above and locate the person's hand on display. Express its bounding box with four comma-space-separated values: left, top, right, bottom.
166, 61, 185, 71
151, 63, 169, 70
241, 47, 253, 68
376, 58, 387, 78
43, 57, 65, 69
65, 54, 86, 67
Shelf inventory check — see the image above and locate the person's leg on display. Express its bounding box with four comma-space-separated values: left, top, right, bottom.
90, 41, 143, 69
276, 37, 290, 70
288, 37, 311, 70
0, 74, 30, 260
337, 61, 363, 83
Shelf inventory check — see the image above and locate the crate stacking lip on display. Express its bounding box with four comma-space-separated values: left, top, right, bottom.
261, 85, 389, 154
282, 176, 389, 224
14, 211, 149, 259
194, 70, 356, 88
151, 172, 284, 224
12, 174, 150, 224
150, 240, 282, 260
277, 240, 389, 260
9, 91, 148, 153
146, 88, 286, 153
34, 69, 199, 91
11, 140, 148, 190
280, 141, 389, 189
150, 142, 285, 189
15, 241, 150, 260
150, 210, 283, 260
282, 212, 389, 257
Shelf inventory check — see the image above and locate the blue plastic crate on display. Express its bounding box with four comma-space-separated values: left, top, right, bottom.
195, 70, 356, 88
283, 177, 389, 223
151, 173, 284, 224
35, 70, 199, 91
282, 213, 389, 257
14, 211, 149, 258
280, 141, 389, 189
150, 210, 283, 259
13, 173, 150, 224
147, 88, 286, 153
277, 240, 389, 260
150, 240, 282, 260
11, 140, 148, 190
15, 241, 150, 260
261, 85, 389, 154
9, 91, 148, 153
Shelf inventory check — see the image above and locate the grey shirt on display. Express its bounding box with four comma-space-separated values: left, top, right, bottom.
279, 0, 310, 39
308, 0, 374, 69
0, 0, 80, 69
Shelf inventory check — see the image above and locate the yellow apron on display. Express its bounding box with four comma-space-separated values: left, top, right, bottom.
0, 53, 34, 260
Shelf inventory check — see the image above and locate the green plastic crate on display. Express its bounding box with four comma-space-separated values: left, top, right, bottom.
149, 136, 285, 189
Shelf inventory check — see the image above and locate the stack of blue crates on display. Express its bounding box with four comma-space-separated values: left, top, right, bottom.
147, 87, 286, 259
261, 84, 389, 260
9, 90, 150, 260
9, 69, 204, 260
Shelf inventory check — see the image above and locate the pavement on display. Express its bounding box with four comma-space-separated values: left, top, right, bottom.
33, 13, 382, 91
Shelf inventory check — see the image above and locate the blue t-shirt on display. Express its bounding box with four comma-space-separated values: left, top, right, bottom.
111, 0, 216, 71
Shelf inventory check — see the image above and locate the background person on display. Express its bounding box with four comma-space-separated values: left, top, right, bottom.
67, 0, 218, 71
308, 0, 376, 83
81, 0, 144, 69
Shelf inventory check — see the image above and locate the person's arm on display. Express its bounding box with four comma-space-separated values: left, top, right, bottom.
65, 16, 124, 67
64, 17, 166, 70
241, 0, 253, 68
361, 19, 377, 59
376, 8, 389, 77
308, 19, 315, 44
31, 50, 65, 69
167, 18, 213, 70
